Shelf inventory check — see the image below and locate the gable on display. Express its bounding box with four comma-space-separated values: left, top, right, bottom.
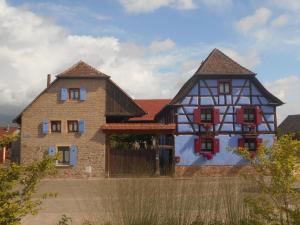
105, 80, 145, 117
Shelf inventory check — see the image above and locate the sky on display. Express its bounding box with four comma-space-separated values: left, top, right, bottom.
0, 0, 300, 124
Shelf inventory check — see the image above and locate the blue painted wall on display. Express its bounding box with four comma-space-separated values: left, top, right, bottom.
175, 78, 277, 166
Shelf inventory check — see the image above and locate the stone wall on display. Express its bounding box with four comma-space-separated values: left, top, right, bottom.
20, 78, 107, 178
175, 165, 254, 177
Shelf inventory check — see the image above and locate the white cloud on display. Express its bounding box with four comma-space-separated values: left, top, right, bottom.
119, 0, 172, 13
0, 0, 192, 119
271, 15, 289, 27
235, 7, 272, 34
220, 48, 261, 69
119, 0, 232, 13
149, 39, 175, 53
265, 76, 300, 123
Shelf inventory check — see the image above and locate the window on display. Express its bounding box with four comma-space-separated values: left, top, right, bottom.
68, 120, 79, 132
201, 108, 213, 123
244, 107, 256, 123
57, 146, 70, 165
201, 138, 213, 152
69, 88, 80, 100
51, 121, 61, 133
244, 139, 256, 151
219, 81, 231, 94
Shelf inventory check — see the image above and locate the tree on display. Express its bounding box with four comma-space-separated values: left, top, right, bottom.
236, 135, 300, 225
0, 156, 57, 225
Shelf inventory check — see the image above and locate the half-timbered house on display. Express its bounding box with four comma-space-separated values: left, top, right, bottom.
170, 49, 283, 176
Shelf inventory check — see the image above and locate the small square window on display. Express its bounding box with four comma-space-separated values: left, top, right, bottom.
244, 139, 256, 151
244, 108, 256, 123
69, 88, 80, 100
68, 120, 79, 133
57, 146, 70, 165
219, 81, 231, 94
51, 121, 61, 133
201, 139, 213, 152
201, 108, 213, 123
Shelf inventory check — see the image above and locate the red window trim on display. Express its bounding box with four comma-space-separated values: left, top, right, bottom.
194, 136, 220, 155
193, 107, 220, 125
238, 136, 262, 153
236, 106, 262, 125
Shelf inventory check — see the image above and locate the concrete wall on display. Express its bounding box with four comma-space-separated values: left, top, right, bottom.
20, 78, 106, 177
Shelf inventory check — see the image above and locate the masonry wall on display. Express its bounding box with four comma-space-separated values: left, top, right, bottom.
20, 78, 106, 178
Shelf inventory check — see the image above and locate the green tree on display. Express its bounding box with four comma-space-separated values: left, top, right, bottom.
0, 142, 57, 225
236, 135, 300, 225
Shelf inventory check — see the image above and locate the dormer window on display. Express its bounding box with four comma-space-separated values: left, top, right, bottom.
69, 88, 80, 100
218, 81, 231, 94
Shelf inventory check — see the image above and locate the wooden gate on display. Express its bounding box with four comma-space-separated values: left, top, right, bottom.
108, 148, 156, 176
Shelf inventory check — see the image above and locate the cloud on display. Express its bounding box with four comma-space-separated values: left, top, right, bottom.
119, 0, 232, 13
265, 76, 300, 123
271, 15, 289, 27
220, 48, 261, 69
149, 39, 175, 53
235, 7, 271, 34
0, 0, 199, 120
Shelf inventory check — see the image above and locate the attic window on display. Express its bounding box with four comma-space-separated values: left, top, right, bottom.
219, 81, 231, 94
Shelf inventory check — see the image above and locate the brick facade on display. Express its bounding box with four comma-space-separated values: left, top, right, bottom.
20, 78, 107, 178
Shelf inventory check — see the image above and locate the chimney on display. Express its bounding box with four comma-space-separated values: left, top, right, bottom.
47, 74, 51, 88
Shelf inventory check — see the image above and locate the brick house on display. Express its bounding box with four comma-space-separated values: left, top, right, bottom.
14, 49, 283, 177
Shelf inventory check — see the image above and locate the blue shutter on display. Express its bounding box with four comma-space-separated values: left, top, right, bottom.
80, 87, 86, 101
48, 146, 56, 156
70, 145, 77, 166
42, 120, 49, 134
79, 120, 85, 134
61, 88, 68, 101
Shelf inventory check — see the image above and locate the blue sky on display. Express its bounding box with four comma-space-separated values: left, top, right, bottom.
0, 0, 300, 122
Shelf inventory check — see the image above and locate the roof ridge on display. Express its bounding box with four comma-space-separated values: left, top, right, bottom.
56, 60, 109, 78
195, 48, 255, 76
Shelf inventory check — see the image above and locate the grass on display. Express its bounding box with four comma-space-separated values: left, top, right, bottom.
80, 177, 255, 225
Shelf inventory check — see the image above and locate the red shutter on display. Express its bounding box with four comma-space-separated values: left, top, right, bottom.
194, 137, 201, 153
236, 108, 244, 124
193, 108, 201, 124
256, 138, 263, 150
213, 108, 220, 124
213, 138, 220, 153
255, 107, 262, 125
238, 138, 245, 148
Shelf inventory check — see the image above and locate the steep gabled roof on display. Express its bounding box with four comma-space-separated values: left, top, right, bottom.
170, 48, 283, 105
278, 114, 300, 139
195, 48, 255, 75
129, 99, 171, 121
56, 60, 109, 78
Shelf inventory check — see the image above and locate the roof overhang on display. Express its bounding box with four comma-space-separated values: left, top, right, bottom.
101, 123, 176, 134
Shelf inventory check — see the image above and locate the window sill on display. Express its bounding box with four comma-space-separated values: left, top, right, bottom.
56, 164, 72, 168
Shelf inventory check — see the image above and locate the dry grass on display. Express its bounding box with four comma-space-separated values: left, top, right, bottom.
83, 177, 254, 225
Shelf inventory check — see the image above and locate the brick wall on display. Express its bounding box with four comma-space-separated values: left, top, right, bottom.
20, 78, 107, 178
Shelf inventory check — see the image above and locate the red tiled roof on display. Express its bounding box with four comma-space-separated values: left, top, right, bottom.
129, 99, 171, 121
101, 123, 176, 134
56, 60, 109, 78
195, 48, 255, 75
0, 127, 18, 139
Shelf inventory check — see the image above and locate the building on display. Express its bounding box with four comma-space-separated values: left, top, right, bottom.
14, 48, 283, 177
278, 114, 300, 139
171, 49, 283, 176
0, 126, 19, 164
